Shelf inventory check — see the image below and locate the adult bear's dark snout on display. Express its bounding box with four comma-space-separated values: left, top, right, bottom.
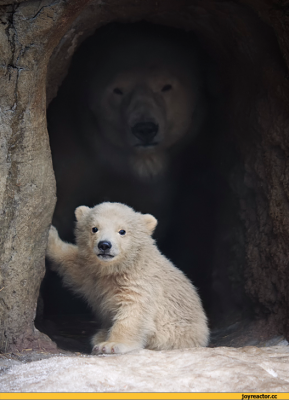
132, 122, 159, 144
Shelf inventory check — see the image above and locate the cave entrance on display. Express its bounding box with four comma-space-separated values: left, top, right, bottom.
36, 1, 289, 353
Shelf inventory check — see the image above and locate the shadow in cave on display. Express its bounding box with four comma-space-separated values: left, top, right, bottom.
36, 21, 260, 353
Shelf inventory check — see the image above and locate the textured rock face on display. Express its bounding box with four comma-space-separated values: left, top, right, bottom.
0, 3, 56, 352
1, 0, 289, 353
1, 346, 289, 392
0, 0, 89, 352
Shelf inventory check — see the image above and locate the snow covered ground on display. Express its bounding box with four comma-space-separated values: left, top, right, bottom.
1, 345, 289, 392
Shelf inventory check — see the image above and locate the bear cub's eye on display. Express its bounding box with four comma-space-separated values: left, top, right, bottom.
92, 227, 98, 233
119, 230, 126, 235
161, 84, 172, 92
113, 88, 123, 95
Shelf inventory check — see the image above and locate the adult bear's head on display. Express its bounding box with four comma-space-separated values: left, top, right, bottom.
75, 23, 205, 178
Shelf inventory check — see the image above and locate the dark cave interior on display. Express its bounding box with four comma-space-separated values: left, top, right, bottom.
36, 1, 289, 353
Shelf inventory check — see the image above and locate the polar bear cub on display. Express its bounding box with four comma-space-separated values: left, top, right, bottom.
46, 202, 209, 353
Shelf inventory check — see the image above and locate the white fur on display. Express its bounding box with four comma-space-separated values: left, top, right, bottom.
46, 202, 209, 354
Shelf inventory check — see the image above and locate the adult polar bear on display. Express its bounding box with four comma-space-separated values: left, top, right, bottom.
48, 22, 205, 242
79, 24, 204, 178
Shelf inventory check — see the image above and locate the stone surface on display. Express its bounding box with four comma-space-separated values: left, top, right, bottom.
1, 346, 289, 392
0, 0, 89, 353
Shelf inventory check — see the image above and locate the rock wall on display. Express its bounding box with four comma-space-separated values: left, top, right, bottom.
0, 0, 90, 352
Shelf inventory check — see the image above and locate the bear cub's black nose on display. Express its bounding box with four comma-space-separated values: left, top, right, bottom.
132, 122, 158, 143
98, 241, 112, 251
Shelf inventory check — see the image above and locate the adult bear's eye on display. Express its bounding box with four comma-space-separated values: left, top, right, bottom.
161, 84, 172, 92
92, 227, 98, 233
119, 229, 126, 235
113, 88, 123, 95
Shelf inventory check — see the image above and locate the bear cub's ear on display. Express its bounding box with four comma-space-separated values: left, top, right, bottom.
75, 206, 90, 221
143, 214, 158, 234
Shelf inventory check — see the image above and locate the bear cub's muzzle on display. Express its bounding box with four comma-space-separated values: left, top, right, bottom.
97, 240, 115, 260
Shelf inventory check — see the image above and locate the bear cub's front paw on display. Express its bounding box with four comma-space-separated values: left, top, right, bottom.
92, 341, 141, 355
48, 225, 59, 243
46, 226, 61, 268
47, 225, 60, 252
